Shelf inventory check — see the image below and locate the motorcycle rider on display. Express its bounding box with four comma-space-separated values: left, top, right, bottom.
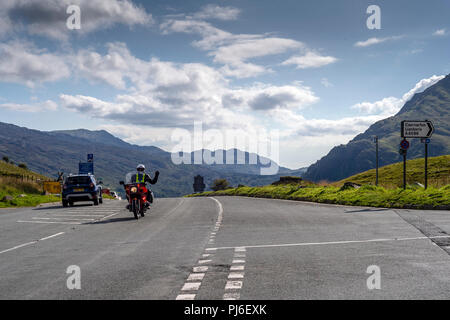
130, 164, 159, 207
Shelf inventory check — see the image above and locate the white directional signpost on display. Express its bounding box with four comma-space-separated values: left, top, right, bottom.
401, 120, 434, 139
400, 120, 435, 189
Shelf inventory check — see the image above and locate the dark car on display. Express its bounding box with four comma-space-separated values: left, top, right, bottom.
62, 174, 103, 207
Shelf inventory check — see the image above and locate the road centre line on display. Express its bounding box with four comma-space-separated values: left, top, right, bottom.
0, 232, 65, 255
17, 220, 82, 225
206, 235, 450, 251
32, 217, 96, 221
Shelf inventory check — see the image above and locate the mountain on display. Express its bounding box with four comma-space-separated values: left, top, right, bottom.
304, 74, 450, 182
0, 122, 301, 197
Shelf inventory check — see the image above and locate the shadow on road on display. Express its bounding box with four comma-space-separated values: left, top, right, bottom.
33, 203, 94, 211
344, 208, 390, 213
90, 217, 136, 224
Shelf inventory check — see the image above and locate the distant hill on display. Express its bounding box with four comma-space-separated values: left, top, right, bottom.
0, 122, 302, 197
304, 74, 450, 182
333, 155, 450, 188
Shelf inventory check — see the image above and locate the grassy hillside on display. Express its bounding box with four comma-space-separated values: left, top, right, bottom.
334, 155, 450, 188
0, 160, 50, 180
0, 160, 59, 208
189, 155, 450, 209
304, 74, 450, 182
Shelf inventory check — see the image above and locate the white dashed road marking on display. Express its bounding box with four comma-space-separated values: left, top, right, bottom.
0, 232, 65, 255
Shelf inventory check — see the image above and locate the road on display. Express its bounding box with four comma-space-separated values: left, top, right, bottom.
1, 196, 450, 299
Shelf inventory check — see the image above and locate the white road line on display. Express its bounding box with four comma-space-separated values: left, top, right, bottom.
207, 235, 450, 251
176, 294, 196, 300
99, 212, 121, 221
210, 197, 223, 217
39, 232, 65, 241
234, 253, 246, 258
198, 259, 212, 264
228, 272, 244, 279
50, 214, 104, 217
232, 259, 245, 264
0, 232, 64, 255
32, 217, 95, 221
223, 293, 240, 300
17, 220, 82, 225
230, 265, 245, 271
187, 273, 205, 281
193, 266, 208, 272
0, 241, 37, 255
225, 281, 243, 290
182, 282, 201, 291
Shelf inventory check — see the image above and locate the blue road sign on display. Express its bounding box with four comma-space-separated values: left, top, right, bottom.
400, 139, 410, 150
421, 138, 431, 144
79, 162, 94, 174
87, 154, 94, 162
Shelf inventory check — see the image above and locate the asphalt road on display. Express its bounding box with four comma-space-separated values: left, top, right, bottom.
1, 196, 450, 300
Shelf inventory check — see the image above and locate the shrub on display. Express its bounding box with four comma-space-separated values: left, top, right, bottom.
18, 163, 28, 170
211, 179, 229, 191
2, 156, 9, 163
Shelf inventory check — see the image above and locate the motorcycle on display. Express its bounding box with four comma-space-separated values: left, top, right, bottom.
120, 172, 152, 219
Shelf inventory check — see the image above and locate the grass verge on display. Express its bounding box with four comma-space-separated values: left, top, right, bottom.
187, 184, 450, 210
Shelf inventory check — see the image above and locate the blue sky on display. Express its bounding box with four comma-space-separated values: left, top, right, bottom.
0, 0, 449, 168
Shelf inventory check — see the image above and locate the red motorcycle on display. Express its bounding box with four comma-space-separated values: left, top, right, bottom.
120, 173, 150, 219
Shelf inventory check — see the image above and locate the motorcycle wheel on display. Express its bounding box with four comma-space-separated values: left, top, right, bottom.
132, 200, 139, 220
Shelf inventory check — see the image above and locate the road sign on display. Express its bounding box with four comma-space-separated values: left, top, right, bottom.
401, 120, 434, 138
421, 138, 431, 144
87, 154, 94, 162
400, 139, 409, 150
79, 162, 94, 174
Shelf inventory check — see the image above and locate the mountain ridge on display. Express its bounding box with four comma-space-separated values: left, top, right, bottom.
303, 74, 450, 182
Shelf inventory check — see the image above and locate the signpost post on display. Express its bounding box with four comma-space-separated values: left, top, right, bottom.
400, 139, 409, 190
373, 136, 379, 186
400, 120, 434, 190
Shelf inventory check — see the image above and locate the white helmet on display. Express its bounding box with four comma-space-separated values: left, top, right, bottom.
137, 164, 145, 171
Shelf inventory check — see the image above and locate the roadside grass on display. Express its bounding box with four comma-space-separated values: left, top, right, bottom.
188, 155, 450, 209
0, 174, 59, 209
188, 183, 450, 210
333, 155, 450, 189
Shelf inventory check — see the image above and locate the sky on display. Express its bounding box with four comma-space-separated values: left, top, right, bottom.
0, 0, 449, 169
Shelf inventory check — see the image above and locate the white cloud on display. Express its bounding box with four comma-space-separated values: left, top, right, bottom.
193, 4, 240, 21
281, 51, 337, 69
161, 17, 334, 78
0, 41, 70, 87
433, 29, 446, 36
0, 100, 57, 112
0, 0, 153, 40
354, 36, 403, 47
352, 75, 445, 115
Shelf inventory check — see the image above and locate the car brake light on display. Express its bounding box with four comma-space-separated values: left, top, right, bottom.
63, 184, 67, 189
90, 183, 94, 188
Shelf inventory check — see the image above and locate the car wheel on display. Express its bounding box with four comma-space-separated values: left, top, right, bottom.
69, 201, 74, 207
62, 200, 68, 208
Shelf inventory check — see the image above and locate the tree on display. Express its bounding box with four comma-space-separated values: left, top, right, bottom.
2, 156, 9, 163
18, 163, 28, 170
211, 179, 229, 191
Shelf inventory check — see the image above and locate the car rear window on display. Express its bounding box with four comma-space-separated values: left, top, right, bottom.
66, 176, 92, 185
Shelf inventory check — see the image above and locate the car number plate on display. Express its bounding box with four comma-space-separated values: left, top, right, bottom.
74, 188, 84, 192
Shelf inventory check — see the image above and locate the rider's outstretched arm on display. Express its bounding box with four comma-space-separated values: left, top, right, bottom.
147, 171, 159, 184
